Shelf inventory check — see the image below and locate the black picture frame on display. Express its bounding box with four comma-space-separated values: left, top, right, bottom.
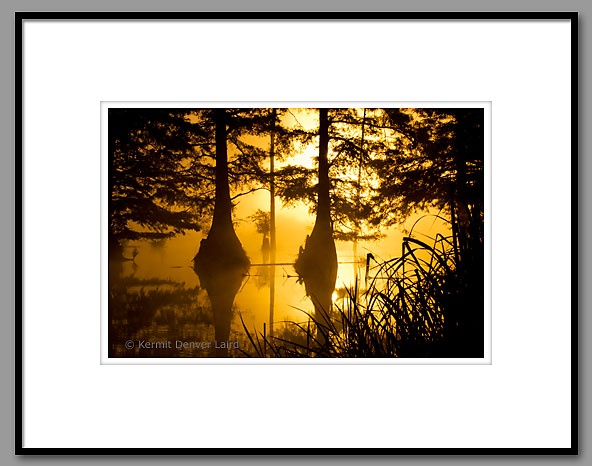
15, 11, 579, 456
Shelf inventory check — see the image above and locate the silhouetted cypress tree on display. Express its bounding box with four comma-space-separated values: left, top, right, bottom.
295, 109, 338, 331
193, 108, 250, 270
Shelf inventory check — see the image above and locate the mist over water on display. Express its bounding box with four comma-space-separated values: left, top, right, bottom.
110, 202, 449, 358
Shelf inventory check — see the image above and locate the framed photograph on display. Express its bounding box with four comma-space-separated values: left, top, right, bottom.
102, 101, 490, 364
17, 12, 577, 454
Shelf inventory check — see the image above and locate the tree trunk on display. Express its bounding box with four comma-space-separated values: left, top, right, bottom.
315, 108, 332, 230
270, 109, 277, 262
107, 109, 123, 260
353, 108, 366, 281
193, 108, 249, 356
294, 108, 338, 342
269, 109, 277, 337
209, 109, 240, 244
451, 110, 470, 231
194, 108, 249, 269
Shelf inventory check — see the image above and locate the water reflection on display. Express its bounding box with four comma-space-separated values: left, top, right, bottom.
293, 107, 338, 347
193, 257, 248, 357
108, 215, 448, 358
110, 249, 333, 358
294, 233, 337, 347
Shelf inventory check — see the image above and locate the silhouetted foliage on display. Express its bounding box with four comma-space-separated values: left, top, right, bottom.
108, 108, 213, 251
372, 108, 484, 228
248, 209, 271, 237
275, 109, 390, 242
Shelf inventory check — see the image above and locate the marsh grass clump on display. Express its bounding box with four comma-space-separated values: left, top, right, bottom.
240, 221, 483, 358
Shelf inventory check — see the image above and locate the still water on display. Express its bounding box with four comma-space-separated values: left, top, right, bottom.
109, 206, 447, 358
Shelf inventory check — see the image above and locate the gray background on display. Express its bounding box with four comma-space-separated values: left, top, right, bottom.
2, 0, 587, 464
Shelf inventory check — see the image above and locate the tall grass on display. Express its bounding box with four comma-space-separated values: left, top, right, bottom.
241, 213, 484, 358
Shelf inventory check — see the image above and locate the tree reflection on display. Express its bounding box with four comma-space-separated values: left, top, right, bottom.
193, 260, 246, 357
295, 109, 338, 346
